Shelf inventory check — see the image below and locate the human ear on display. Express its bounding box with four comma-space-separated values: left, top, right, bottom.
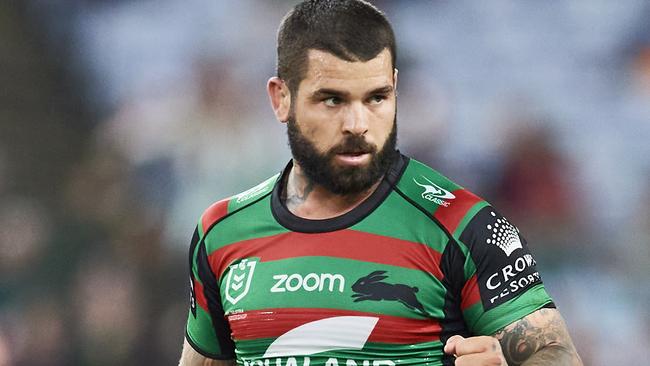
393, 68, 399, 94
267, 77, 291, 122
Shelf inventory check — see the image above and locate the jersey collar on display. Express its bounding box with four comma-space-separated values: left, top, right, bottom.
271, 152, 408, 233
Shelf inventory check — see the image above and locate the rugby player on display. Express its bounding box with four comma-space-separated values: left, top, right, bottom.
179, 1, 582, 365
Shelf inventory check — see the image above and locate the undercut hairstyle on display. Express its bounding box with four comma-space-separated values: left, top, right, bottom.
276, 0, 396, 94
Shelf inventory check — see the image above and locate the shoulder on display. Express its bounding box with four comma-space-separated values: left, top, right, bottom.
197, 173, 280, 236
395, 157, 488, 237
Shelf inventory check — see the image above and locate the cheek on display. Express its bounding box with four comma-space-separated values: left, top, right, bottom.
313, 127, 342, 152
370, 105, 396, 139
296, 117, 338, 152
297, 113, 341, 147
378, 101, 396, 124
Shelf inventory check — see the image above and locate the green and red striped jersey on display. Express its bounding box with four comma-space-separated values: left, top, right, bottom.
185, 154, 553, 366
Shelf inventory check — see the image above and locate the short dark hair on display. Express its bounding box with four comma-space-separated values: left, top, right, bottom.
277, 0, 396, 94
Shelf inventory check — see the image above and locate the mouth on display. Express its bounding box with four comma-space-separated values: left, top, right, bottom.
338, 150, 368, 156
335, 151, 372, 165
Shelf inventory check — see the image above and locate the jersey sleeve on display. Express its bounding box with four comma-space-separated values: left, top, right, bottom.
455, 205, 554, 335
185, 225, 236, 359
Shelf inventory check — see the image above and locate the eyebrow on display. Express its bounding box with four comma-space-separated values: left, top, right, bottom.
310, 85, 394, 100
367, 85, 394, 96
311, 88, 350, 100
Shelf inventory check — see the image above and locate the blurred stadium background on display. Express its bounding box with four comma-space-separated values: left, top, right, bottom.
1, 1, 649, 365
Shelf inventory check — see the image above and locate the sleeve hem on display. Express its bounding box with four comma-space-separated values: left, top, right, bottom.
469, 283, 555, 335
185, 330, 235, 360
485, 298, 555, 335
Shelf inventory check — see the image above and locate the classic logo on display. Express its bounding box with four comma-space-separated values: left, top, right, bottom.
225, 258, 257, 305
413, 176, 455, 207
351, 270, 424, 313
484, 211, 523, 257
235, 181, 269, 203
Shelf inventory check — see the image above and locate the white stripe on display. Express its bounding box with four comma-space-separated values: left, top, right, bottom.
263, 316, 379, 358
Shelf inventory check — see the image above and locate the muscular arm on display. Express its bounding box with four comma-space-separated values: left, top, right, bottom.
179, 339, 236, 366
493, 308, 582, 366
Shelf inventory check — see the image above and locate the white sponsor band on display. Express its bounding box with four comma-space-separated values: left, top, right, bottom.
244, 357, 395, 366
263, 316, 378, 358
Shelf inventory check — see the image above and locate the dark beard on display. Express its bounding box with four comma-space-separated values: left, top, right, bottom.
287, 117, 398, 195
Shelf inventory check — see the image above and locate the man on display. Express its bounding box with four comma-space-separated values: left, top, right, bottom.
179, 1, 582, 365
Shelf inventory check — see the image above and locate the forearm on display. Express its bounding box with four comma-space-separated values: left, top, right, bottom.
520, 344, 582, 366
179, 339, 236, 366
494, 308, 582, 366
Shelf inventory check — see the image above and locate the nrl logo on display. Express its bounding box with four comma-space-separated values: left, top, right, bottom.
225, 258, 258, 305
413, 176, 455, 207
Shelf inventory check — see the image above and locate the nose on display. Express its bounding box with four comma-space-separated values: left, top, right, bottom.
341, 101, 369, 136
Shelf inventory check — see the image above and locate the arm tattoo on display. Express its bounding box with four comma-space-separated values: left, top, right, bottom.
494, 308, 582, 366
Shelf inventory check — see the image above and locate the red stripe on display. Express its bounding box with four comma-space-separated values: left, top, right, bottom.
228, 308, 441, 344
194, 279, 209, 313
201, 198, 230, 235
432, 189, 482, 234
460, 274, 481, 311
209, 230, 443, 280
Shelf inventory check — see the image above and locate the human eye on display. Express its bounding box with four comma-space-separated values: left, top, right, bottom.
368, 94, 386, 105
323, 96, 342, 107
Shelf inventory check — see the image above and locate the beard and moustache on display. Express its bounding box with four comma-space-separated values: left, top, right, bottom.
286, 114, 398, 196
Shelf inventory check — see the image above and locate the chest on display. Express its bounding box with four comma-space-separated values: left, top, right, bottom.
213, 230, 448, 317
211, 231, 453, 364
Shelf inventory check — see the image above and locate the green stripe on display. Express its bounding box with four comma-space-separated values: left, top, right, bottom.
220, 257, 446, 319
204, 195, 289, 253
186, 306, 221, 355
191, 241, 203, 286
227, 174, 279, 212
395, 159, 464, 217
351, 192, 450, 254
467, 284, 553, 335
461, 302, 483, 331
461, 250, 477, 285
450, 201, 488, 281
197, 218, 205, 239
446, 201, 485, 283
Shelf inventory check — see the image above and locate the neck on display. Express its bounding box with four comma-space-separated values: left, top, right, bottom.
284, 160, 382, 220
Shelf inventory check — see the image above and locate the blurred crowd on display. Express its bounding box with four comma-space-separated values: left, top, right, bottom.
1, 1, 649, 365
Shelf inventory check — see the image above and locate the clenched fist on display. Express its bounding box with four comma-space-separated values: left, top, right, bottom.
444, 335, 507, 366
